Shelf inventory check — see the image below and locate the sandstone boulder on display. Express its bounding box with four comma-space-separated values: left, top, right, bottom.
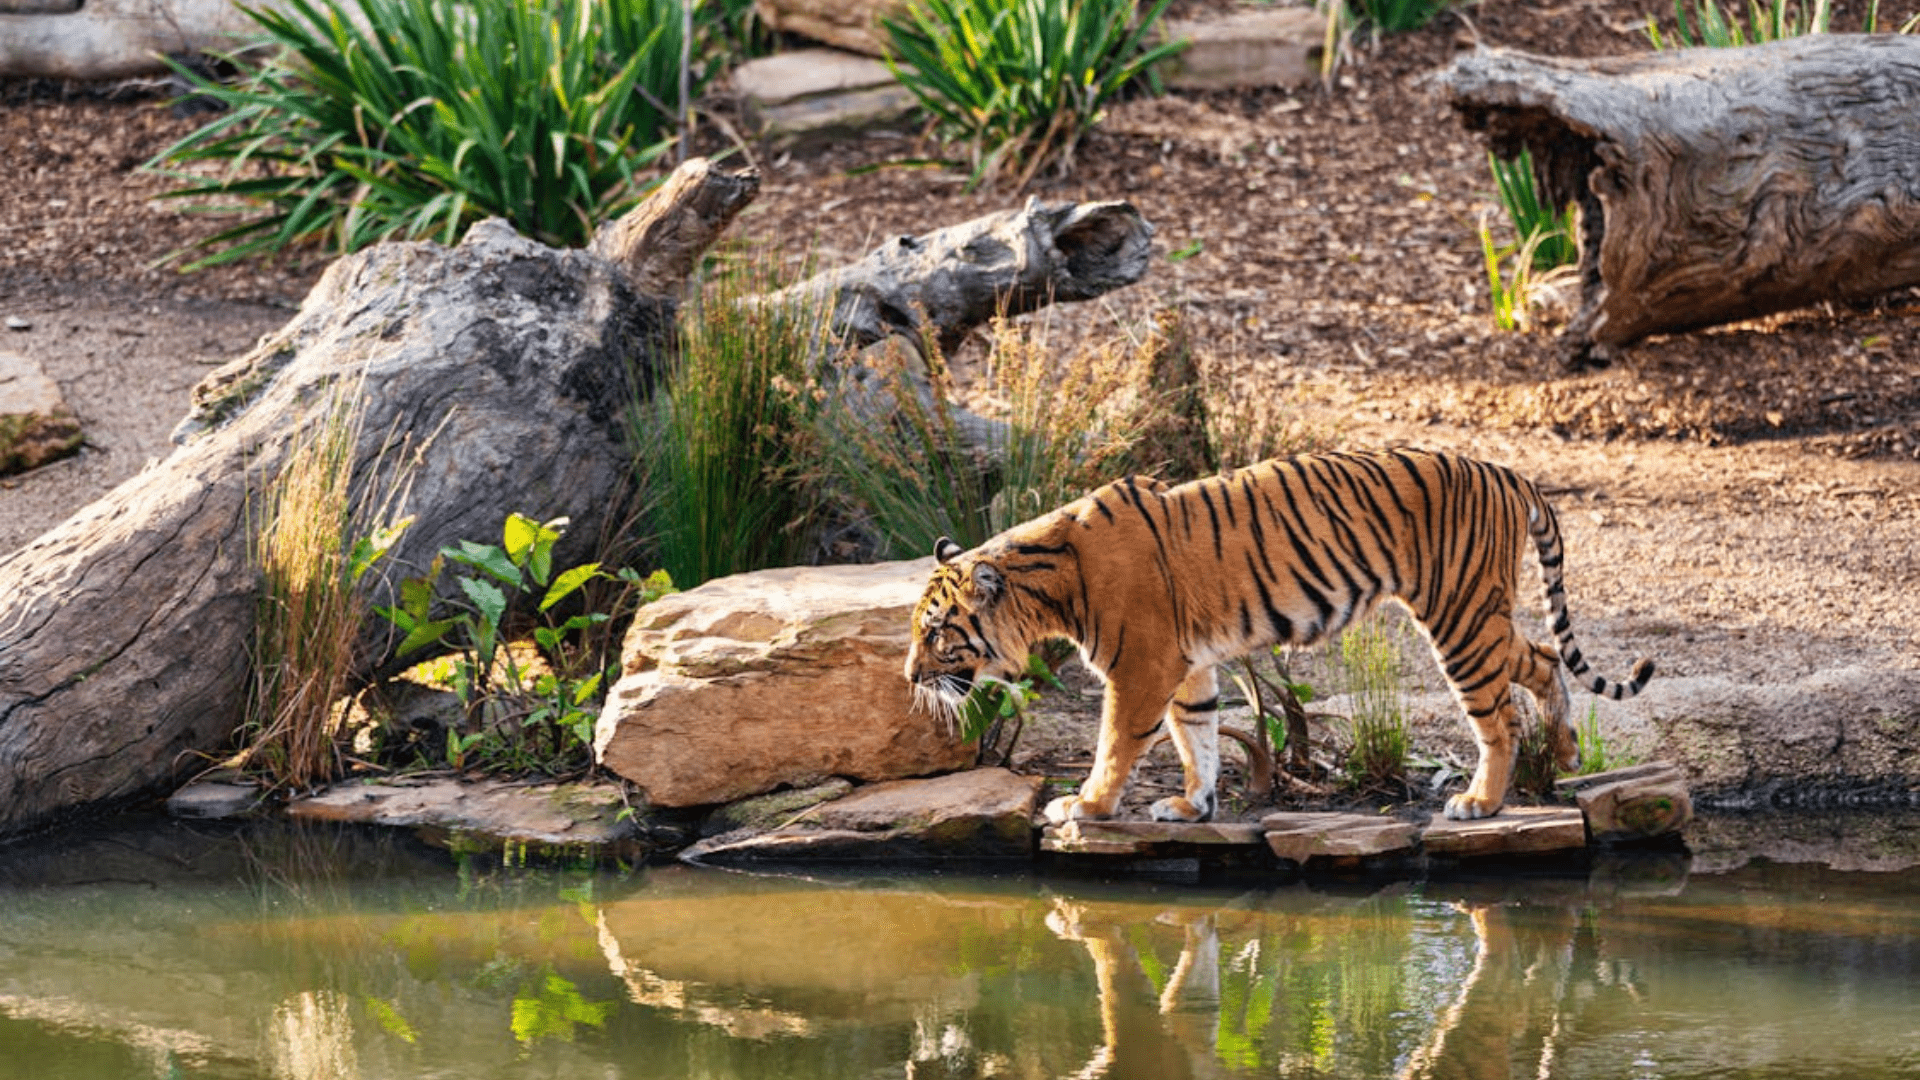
0, 350, 83, 477
680, 767, 1041, 863
595, 558, 972, 807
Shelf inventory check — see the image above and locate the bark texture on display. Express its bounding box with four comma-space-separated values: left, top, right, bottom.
1441, 37, 1920, 360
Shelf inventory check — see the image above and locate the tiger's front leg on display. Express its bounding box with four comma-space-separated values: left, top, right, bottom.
1044, 666, 1216, 825
1042, 665, 1176, 824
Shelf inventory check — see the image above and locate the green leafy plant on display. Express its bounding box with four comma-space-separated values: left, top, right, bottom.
956, 650, 1066, 764
880, 0, 1186, 188
1337, 616, 1409, 789
630, 261, 826, 588
1644, 0, 1830, 47
150, 0, 700, 268
1575, 701, 1642, 775
1227, 647, 1322, 777
376, 513, 675, 775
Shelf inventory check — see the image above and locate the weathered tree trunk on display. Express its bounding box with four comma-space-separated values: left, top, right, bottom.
0, 158, 752, 839
0, 161, 1154, 838
1441, 36, 1920, 363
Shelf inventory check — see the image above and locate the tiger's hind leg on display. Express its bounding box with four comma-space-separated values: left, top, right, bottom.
1513, 637, 1576, 772
1431, 615, 1527, 821
1150, 667, 1221, 823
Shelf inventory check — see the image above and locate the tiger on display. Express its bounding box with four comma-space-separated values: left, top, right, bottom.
903, 448, 1655, 823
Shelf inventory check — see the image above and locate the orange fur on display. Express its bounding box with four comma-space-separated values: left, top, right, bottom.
905, 449, 1654, 822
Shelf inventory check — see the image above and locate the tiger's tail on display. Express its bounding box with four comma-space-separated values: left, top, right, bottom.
1525, 489, 1655, 701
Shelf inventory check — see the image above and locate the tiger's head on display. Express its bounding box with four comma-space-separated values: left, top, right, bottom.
904, 536, 1030, 723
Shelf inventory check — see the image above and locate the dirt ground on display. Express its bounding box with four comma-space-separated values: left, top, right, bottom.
2, 0, 1916, 809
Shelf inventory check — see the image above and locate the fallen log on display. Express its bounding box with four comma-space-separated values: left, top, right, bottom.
769, 195, 1153, 355
0, 161, 1153, 837
1440, 36, 1920, 362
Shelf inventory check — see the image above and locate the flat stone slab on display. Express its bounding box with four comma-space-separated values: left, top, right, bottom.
683, 768, 1042, 863
729, 49, 917, 143
1420, 806, 1590, 858
1262, 811, 1420, 862
1160, 7, 1327, 90
1041, 819, 1266, 855
288, 777, 639, 849
1558, 762, 1694, 842
165, 780, 264, 820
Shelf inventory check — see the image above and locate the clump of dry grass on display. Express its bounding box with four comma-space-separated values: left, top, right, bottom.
244, 386, 408, 790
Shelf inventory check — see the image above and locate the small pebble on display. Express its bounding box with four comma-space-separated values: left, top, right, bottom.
3, 316, 28, 331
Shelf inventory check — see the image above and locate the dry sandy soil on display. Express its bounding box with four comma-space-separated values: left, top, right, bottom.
2, 0, 1916, 806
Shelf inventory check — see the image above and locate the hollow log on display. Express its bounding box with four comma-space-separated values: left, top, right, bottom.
0, 162, 1154, 837
1440, 36, 1920, 362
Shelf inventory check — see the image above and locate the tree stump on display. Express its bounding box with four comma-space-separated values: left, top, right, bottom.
1440, 36, 1920, 362
0, 161, 1155, 838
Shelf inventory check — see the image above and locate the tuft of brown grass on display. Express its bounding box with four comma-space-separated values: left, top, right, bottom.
243, 384, 410, 791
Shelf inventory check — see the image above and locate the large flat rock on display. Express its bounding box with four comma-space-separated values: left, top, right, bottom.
287, 777, 640, 850
681, 768, 1042, 863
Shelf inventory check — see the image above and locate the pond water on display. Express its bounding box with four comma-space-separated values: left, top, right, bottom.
0, 814, 1917, 1080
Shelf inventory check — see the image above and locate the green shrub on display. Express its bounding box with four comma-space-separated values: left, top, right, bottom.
1348, 0, 1451, 33
880, 0, 1185, 188
152, 0, 704, 268
1338, 616, 1409, 789
630, 264, 826, 588
815, 315, 1150, 559
1644, 0, 1829, 47
374, 513, 674, 775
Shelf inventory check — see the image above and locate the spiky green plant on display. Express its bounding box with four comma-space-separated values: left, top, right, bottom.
1348, 0, 1451, 33
881, 0, 1186, 188
630, 264, 826, 588
815, 315, 1151, 559
150, 0, 700, 268
1489, 150, 1578, 271
1644, 0, 1830, 47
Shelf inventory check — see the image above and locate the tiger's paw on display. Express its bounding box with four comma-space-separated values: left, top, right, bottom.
1443, 792, 1503, 821
1043, 794, 1108, 826
1148, 795, 1212, 823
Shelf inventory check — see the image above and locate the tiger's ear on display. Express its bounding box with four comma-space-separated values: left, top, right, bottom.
934, 536, 964, 564
970, 561, 1004, 604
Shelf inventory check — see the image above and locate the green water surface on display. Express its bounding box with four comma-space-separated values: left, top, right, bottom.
0, 815, 1915, 1080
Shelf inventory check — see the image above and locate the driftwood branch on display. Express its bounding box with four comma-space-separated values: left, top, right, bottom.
1441, 36, 1920, 362
771, 196, 1155, 354
0, 162, 1155, 837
